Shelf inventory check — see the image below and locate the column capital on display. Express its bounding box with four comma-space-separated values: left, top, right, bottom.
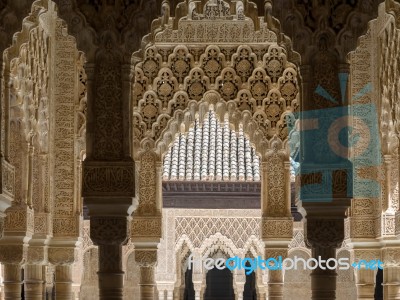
0, 244, 27, 264
382, 247, 400, 267
90, 216, 129, 246
135, 249, 157, 267
26, 245, 48, 265
264, 248, 288, 261
305, 218, 344, 249
48, 247, 77, 266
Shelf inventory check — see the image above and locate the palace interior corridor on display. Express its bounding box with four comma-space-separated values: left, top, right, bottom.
0, 0, 400, 299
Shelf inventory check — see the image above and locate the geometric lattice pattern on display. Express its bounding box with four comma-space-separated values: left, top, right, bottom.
175, 217, 260, 248
289, 229, 307, 249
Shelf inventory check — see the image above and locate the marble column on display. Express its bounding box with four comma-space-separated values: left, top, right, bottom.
268, 269, 284, 300
82, 52, 136, 298
192, 270, 203, 300
3, 264, 21, 300
135, 249, 157, 300
305, 217, 346, 300
354, 268, 376, 299
235, 283, 244, 300
90, 216, 129, 300
54, 265, 73, 300
193, 283, 201, 300
24, 264, 43, 300
383, 265, 400, 299
235, 270, 245, 300
158, 289, 165, 300
166, 289, 173, 300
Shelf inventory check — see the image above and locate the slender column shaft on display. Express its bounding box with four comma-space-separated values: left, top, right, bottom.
139, 266, 155, 300
24, 264, 43, 300
384, 266, 400, 300
166, 289, 173, 300
236, 284, 244, 300
195, 290, 200, 300
42, 265, 46, 300
55, 265, 72, 300
354, 268, 375, 300
158, 290, 165, 300
310, 247, 337, 300
194, 285, 201, 300
98, 244, 124, 300
46, 287, 53, 300
3, 264, 21, 300
268, 270, 283, 300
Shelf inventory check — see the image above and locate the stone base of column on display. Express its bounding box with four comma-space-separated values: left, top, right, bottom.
310, 270, 337, 300
55, 265, 72, 300
98, 272, 124, 300
24, 264, 43, 300
3, 264, 21, 300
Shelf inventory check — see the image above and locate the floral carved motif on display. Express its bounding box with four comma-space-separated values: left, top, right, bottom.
131, 217, 162, 238
135, 250, 157, 267
132, 44, 299, 153
175, 217, 260, 248
90, 217, 128, 246
136, 151, 158, 215
0, 245, 27, 264
305, 219, 344, 248
262, 218, 293, 239
48, 247, 77, 265
27, 246, 47, 264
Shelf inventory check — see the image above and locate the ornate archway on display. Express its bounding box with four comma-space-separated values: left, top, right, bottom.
129, 2, 300, 299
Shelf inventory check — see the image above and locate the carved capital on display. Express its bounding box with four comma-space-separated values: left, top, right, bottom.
48, 247, 77, 265
0, 245, 27, 264
131, 216, 161, 240
264, 248, 288, 260
27, 246, 47, 265
82, 161, 135, 196
382, 248, 400, 267
305, 218, 344, 248
135, 250, 157, 267
90, 216, 129, 245
262, 217, 292, 240
351, 249, 381, 263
